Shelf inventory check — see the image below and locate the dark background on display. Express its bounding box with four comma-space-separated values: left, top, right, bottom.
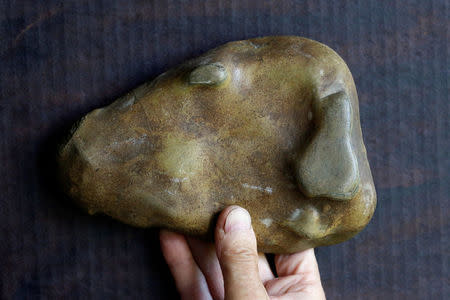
1, 0, 448, 299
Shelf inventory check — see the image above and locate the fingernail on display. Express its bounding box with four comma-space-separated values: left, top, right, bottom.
224, 207, 251, 233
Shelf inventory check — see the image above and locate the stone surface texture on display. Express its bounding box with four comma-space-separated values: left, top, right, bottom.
59, 36, 376, 253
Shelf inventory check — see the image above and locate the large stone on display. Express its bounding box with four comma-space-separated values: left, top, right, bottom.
58, 36, 376, 253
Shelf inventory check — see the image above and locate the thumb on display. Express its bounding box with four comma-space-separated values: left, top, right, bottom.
215, 206, 269, 300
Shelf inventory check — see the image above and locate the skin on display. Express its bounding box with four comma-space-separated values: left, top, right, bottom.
160, 206, 326, 300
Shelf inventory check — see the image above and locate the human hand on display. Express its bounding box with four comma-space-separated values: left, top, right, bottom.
160, 206, 326, 300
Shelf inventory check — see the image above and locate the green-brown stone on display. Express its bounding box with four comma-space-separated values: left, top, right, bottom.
58, 36, 376, 253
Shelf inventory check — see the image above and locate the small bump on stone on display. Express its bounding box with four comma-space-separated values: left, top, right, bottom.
188, 63, 228, 86
261, 218, 273, 228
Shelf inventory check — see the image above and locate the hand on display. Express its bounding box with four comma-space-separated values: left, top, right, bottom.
160, 206, 326, 300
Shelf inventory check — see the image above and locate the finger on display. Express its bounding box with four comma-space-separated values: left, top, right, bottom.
265, 275, 326, 299
187, 239, 274, 300
159, 230, 213, 300
215, 206, 269, 300
258, 253, 275, 283
270, 248, 325, 298
275, 249, 321, 280
187, 237, 225, 300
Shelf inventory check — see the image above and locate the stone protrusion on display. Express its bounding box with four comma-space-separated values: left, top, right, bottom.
296, 92, 360, 200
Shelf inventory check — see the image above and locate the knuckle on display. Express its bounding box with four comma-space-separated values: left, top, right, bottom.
221, 244, 257, 264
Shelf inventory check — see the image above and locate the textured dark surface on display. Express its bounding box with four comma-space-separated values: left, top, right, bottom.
0, 0, 448, 299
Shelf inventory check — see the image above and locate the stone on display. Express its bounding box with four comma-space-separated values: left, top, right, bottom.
58, 36, 376, 253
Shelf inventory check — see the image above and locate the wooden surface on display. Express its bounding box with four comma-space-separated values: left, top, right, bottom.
0, 1, 448, 299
